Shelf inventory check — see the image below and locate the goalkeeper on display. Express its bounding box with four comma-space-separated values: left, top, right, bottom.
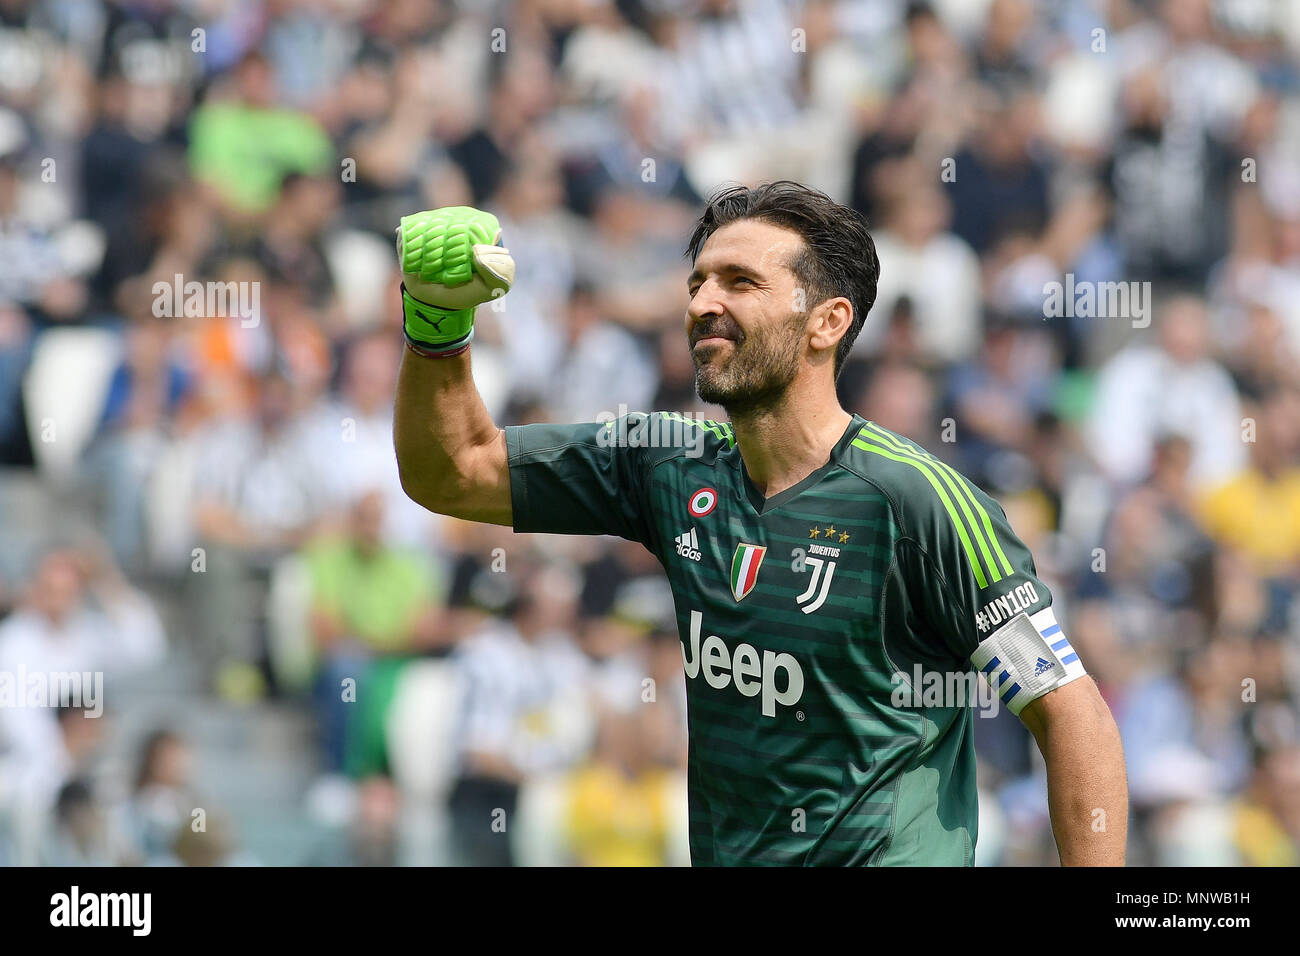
393, 192, 1128, 866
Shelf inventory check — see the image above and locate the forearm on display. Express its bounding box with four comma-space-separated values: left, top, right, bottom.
1037, 687, 1128, 865
393, 346, 511, 524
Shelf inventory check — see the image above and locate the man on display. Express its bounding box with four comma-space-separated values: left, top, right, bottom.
303, 489, 443, 776
190, 369, 326, 689
0, 544, 165, 865
448, 569, 593, 866
393, 182, 1128, 865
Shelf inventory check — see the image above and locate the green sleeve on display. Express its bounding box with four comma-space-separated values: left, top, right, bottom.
506, 416, 659, 547
898, 477, 1054, 662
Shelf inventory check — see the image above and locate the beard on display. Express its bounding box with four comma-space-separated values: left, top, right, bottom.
692, 311, 806, 414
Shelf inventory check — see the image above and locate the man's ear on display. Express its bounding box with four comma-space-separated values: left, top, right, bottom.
808, 296, 854, 359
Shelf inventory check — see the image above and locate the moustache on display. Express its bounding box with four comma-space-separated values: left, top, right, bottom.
690, 322, 744, 347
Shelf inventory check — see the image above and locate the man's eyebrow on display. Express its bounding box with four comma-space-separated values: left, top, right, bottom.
687, 263, 759, 287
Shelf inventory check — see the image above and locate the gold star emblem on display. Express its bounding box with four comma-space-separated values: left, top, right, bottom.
809, 526, 821, 539
839, 531, 850, 544
824, 525, 837, 539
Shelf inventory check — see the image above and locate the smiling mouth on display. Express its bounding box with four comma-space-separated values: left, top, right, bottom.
693, 335, 733, 349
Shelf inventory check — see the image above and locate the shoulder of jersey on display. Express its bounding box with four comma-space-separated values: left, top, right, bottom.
609, 411, 736, 464
843, 420, 981, 527
849, 421, 1025, 591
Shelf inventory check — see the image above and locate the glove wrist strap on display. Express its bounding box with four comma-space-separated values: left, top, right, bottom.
401, 282, 475, 357
403, 328, 473, 359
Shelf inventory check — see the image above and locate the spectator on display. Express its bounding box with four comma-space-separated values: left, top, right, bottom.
303, 331, 441, 549
252, 172, 343, 322
943, 88, 1051, 257
942, 320, 1057, 484
188, 369, 328, 689
304, 489, 444, 777
1233, 742, 1300, 866
1104, 64, 1235, 281
39, 778, 114, 867
126, 729, 199, 865
1195, 385, 1300, 630
549, 283, 658, 423
188, 51, 332, 217
863, 183, 982, 365
564, 709, 682, 867
448, 568, 592, 866
84, 314, 191, 572
1086, 295, 1246, 489
5, 706, 111, 867
0, 545, 164, 786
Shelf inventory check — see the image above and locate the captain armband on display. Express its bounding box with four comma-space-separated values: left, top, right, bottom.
969, 607, 1087, 716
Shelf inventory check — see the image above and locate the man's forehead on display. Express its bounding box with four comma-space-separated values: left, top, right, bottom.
696, 219, 803, 272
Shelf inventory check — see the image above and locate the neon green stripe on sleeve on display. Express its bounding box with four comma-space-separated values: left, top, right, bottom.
862, 424, 1015, 577
851, 434, 990, 588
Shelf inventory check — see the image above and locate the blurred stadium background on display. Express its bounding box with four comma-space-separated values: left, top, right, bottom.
0, 0, 1299, 866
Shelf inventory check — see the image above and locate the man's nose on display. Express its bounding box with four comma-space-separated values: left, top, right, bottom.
687, 279, 725, 323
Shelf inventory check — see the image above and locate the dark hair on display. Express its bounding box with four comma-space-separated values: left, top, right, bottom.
685, 181, 880, 379
905, 1, 939, 25
55, 778, 96, 821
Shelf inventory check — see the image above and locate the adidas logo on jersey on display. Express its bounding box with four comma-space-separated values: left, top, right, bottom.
1034, 657, 1054, 675
675, 528, 702, 561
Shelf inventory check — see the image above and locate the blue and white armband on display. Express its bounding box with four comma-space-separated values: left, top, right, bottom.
970, 607, 1087, 716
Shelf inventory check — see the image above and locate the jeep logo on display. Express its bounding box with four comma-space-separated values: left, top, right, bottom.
682, 610, 804, 717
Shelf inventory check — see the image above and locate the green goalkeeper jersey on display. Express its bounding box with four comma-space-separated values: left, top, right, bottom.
506, 412, 1067, 866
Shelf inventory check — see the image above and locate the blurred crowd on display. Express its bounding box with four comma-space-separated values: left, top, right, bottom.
1, 0, 1299, 866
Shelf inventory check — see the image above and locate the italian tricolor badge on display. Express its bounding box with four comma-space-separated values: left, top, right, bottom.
730, 543, 766, 602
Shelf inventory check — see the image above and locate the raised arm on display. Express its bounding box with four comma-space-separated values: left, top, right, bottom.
394, 348, 510, 525
391, 207, 515, 525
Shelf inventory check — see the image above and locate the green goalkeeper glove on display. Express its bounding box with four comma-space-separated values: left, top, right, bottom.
396, 206, 515, 357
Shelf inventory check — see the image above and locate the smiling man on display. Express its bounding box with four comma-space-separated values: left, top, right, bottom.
393, 182, 1128, 866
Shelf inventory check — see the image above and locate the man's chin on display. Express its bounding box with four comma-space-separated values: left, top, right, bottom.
694, 374, 728, 407
695, 371, 748, 408
696, 370, 794, 414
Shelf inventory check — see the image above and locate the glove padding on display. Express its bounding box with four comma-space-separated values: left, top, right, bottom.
397, 206, 515, 351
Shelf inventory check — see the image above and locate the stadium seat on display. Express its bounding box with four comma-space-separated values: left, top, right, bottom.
22, 326, 121, 481
512, 773, 572, 867
385, 659, 466, 866
323, 229, 396, 332
143, 435, 201, 575
384, 660, 464, 799
265, 554, 317, 695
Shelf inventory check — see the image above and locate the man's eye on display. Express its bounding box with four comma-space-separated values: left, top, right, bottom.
734, 277, 754, 286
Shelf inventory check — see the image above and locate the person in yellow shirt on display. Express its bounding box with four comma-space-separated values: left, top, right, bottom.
1196, 386, 1300, 581
1232, 743, 1300, 867
565, 710, 678, 867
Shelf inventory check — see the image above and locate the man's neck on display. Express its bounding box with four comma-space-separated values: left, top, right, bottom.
729, 380, 852, 500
